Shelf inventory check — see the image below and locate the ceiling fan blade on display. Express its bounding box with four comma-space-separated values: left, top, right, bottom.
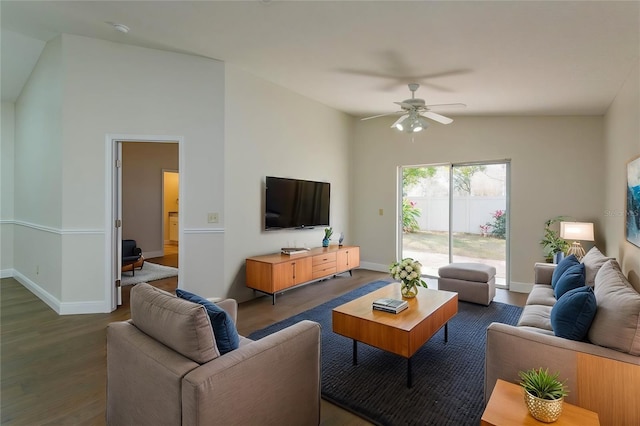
425, 103, 467, 109
422, 111, 453, 125
390, 114, 409, 128
361, 111, 403, 121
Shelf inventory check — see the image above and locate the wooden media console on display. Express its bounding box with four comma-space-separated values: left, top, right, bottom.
245, 246, 360, 304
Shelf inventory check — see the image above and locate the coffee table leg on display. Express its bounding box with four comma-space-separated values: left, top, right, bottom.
353, 340, 358, 365
407, 357, 413, 388
444, 322, 448, 343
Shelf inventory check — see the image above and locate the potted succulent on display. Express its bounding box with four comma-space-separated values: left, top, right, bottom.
519, 367, 568, 423
322, 227, 333, 247
540, 217, 570, 263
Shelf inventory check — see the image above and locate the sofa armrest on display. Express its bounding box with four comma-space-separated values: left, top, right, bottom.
107, 321, 200, 426
534, 262, 556, 285
485, 322, 640, 405
182, 320, 321, 426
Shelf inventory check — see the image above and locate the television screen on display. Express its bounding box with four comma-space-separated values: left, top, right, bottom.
265, 176, 330, 230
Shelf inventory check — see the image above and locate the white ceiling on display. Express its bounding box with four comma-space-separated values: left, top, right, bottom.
2, 1, 639, 118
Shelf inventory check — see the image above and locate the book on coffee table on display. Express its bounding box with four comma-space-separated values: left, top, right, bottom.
372, 298, 408, 314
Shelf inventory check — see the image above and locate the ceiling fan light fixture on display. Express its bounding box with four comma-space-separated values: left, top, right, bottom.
395, 114, 429, 133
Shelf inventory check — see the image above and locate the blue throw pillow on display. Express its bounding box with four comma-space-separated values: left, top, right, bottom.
551, 254, 579, 288
176, 289, 240, 355
550, 286, 597, 341
553, 263, 585, 299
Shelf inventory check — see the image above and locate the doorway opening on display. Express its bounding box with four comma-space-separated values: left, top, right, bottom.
399, 161, 510, 288
106, 134, 183, 311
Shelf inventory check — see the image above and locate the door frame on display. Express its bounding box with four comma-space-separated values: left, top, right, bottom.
398, 160, 511, 289
162, 169, 179, 249
104, 133, 184, 312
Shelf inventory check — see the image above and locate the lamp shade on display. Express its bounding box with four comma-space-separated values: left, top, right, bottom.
560, 222, 594, 241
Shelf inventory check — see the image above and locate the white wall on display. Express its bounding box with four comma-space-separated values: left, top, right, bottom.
604, 59, 640, 290
353, 116, 604, 289
224, 64, 353, 302
1, 102, 15, 276
12, 34, 225, 312
12, 36, 64, 303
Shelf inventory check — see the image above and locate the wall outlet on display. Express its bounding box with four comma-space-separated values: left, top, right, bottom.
208, 212, 219, 223
379, 208, 384, 216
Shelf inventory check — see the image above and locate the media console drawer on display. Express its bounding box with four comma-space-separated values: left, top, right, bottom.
246, 246, 360, 304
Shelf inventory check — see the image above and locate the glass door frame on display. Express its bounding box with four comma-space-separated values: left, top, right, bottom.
397, 159, 511, 289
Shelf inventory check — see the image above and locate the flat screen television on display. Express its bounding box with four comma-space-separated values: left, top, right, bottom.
265, 176, 330, 230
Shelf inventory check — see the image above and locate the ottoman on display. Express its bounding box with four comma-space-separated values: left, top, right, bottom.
438, 263, 496, 306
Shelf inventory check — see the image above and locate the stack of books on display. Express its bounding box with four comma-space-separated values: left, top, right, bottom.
281, 247, 310, 255
372, 298, 408, 314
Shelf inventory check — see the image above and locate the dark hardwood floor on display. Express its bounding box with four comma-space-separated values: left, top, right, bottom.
1, 252, 527, 425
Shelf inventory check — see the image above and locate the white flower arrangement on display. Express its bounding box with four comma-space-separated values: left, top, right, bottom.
389, 258, 428, 289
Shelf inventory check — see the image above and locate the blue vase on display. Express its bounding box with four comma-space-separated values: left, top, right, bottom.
322, 238, 330, 247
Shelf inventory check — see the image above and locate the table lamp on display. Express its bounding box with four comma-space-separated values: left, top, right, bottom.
560, 222, 594, 260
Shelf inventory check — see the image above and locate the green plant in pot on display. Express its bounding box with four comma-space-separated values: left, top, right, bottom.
322, 227, 333, 247
519, 367, 568, 423
540, 217, 570, 263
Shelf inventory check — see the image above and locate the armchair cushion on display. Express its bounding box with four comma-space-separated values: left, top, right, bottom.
122, 239, 142, 263
177, 289, 240, 355
130, 283, 219, 363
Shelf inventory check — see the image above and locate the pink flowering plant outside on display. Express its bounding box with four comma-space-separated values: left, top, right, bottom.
389, 258, 428, 291
482, 209, 507, 239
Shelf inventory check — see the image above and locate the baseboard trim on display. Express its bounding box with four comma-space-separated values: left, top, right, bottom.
143, 250, 164, 259
59, 300, 110, 315
12, 270, 62, 314
1, 268, 15, 279
360, 261, 388, 273
11, 270, 109, 315
510, 281, 532, 293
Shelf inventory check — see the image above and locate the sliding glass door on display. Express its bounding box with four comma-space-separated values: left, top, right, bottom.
400, 161, 510, 288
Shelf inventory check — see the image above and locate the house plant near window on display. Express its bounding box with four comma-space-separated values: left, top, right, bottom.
519, 367, 568, 423
540, 217, 570, 263
322, 227, 333, 247
389, 258, 428, 298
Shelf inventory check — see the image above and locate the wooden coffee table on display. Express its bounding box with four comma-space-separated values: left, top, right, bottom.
332, 282, 458, 387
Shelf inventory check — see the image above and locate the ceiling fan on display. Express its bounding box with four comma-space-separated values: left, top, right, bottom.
362, 83, 466, 133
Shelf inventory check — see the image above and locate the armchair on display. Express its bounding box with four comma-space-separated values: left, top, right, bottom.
121, 239, 144, 276
106, 283, 321, 426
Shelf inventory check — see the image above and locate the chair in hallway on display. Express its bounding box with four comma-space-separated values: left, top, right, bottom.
122, 239, 144, 276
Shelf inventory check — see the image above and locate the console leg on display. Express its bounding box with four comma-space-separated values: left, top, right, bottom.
349, 270, 353, 277
407, 357, 413, 388
272, 293, 276, 305
444, 323, 448, 343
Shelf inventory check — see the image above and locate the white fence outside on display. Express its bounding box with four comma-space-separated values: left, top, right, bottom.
407, 196, 506, 234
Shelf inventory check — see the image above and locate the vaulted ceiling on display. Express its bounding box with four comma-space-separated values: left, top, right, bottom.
2, 1, 639, 117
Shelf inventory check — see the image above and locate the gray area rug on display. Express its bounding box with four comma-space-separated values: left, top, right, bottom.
121, 262, 178, 286
248, 279, 522, 425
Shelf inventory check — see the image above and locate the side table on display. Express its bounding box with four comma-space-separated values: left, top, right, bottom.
481, 379, 599, 425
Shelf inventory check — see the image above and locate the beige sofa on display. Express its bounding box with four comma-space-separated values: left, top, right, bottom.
107, 283, 321, 426
485, 249, 640, 425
